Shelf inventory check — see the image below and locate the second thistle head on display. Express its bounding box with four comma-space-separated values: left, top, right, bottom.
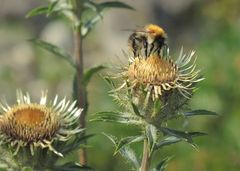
119, 48, 203, 125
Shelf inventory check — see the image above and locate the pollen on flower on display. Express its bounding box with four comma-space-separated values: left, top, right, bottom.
128, 55, 178, 86
14, 105, 47, 126
126, 55, 178, 99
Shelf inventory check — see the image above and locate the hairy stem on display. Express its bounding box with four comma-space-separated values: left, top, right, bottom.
140, 139, 151, 171
73, 0, 88, 166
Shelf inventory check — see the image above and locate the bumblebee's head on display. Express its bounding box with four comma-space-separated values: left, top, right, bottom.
145, 24, 167, 39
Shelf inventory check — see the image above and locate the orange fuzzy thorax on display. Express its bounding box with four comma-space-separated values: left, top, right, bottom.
145, 24, 165, 37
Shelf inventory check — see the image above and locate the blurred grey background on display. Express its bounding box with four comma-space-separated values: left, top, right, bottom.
1, 0, 240, 170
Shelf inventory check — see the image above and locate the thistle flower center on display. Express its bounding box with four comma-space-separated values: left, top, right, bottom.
0, 104, 60, 143
128, 55, 178, 85
15, 107, 45, 127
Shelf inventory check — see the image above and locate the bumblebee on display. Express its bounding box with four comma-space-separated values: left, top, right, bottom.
128, 24, 167, 57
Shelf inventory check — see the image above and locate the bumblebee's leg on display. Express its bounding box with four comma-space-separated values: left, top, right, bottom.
154, 39, 165, 56
128, 33, 138, 57
156, 46, 161, 56
135, 38, 142, 57
154, 43, 162, 56
132, 40, 138, 57
162, 44, 169, 58
135, 47, 140, 57
135, 38, 143, 57
132, 41, 140, 57
144, 41, 148, 58
141, 37, 147, 58
133, 42, 138, 57
148, 43, 154, 56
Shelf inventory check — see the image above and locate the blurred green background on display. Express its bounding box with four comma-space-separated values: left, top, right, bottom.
0, 0, 240, 170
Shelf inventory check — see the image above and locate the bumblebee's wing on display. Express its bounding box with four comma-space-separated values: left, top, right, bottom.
128, 33, 143, 57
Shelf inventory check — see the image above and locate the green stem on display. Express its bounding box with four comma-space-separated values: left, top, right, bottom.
72, 0, 88, 166
140, 138, 151, 171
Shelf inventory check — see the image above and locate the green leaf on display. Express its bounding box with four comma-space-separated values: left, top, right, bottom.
26, 6, 48, 18
184, 109, 218, 117
119, 146, 140, 169
155, 136, 182, 150
152, 99, 162, 117
26, 1, 59, 18
98, 1, 134, 10
82, 15, 102, 37
81, 1, 134, 37
54, 162, 92, 171
188, 131, 208, 138
62, 10, 80, 28
103, 133, 140, 169
29, 39, 75, 67
154, 157, 171, 171
84, 1, 98, 12
82, 65, 106, 87
103, 76, 116, 88
91, 111, 142, 125
102, 132, 118, 146
160, 127, 207, 147
60, 134, 94, 154
131, 102, 143, 117
115, 135, 144, 153
47, 1, 59, 17
146, 124, 158, 154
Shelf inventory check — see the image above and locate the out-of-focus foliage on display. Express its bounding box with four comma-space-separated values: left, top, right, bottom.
0, 0, 240, 170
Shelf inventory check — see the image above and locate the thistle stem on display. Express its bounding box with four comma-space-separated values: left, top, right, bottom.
73, 0, 87, 166
140, 138, 151, 171
74, 27, 88, 165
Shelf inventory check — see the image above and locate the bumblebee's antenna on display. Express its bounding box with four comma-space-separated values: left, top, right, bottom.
121, 29, 148, 34
120, 29, 135, 32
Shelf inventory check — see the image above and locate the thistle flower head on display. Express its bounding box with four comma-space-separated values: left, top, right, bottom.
117, 48, 203, 124
126, 48, 202, 100
0, 90, 82, 156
